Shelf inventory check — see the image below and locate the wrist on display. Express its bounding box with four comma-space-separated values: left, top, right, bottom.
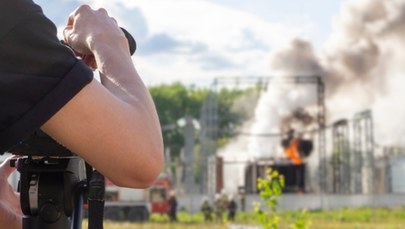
89, 36, 132, 72
87, 32, 129, 57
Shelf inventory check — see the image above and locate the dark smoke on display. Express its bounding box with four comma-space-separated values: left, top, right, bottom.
253, 0, 405, 151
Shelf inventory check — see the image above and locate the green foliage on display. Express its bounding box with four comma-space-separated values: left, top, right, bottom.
149, 213, 170, 223
254, 168, 310, 229
214, 87, 254, 147
148, 212, 206, 224
308, 207, 405, 223
177, 211, 205, 223
254, 168, 285, 229
291, 209, 311, 229
149, 82, 255, 158
149, 82, 208, 158
86, 207, 405, 228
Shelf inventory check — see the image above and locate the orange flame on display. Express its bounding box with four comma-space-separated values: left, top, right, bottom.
285, 138, 303, 165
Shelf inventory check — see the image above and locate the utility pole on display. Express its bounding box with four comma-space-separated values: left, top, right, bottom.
182, 115, 197, 194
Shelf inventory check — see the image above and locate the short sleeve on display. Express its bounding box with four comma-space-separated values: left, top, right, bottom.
0, 0, 93, 152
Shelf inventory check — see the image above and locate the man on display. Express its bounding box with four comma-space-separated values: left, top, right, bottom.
200, 198, 213, 222
167, 190, 178, 222
227, 195, 237, 221
0, 0, 164, 228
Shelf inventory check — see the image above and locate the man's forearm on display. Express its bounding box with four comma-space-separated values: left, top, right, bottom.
43, 4, 164, 188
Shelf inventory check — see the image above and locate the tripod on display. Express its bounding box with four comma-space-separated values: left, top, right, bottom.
14, 156, 105, 229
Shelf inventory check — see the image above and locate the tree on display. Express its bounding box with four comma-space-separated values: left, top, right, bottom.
149, 82, 207, 158
149, 82, 258, 157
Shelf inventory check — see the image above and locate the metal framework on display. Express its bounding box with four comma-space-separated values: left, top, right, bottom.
200, 76, 326, 194
331, 110, 375, 194
352, 110, 375, 194
332, 119, 351, 193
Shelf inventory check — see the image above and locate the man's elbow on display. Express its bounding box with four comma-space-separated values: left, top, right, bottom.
111, 146, 164, 188
131, 157, 164, 188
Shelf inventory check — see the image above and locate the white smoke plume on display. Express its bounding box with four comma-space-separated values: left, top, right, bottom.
249, 0, 405, 154
324, 0, 405, 145
219, 0, 405, 193
248, 39, 321, 158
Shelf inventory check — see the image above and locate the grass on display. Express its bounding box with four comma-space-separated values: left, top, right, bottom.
82, 207, 405, 229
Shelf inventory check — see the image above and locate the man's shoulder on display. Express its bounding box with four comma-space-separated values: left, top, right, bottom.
0, 0, 42, 14
0, 0, 44, 40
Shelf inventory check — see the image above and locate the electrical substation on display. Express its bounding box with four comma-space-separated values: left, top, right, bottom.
178, 75, 405, 212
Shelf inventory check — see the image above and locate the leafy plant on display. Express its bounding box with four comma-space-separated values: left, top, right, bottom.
254, 168, 310, 229
291, 209, 311, 229
253, 168, 284, 229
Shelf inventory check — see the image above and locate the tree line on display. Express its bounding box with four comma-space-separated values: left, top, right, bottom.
149, 82, 260, 160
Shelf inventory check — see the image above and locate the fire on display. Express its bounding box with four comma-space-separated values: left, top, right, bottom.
284, 138, 303, 165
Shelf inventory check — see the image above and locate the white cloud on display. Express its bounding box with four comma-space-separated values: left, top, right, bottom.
37, 0, 316, 86
81, 0, 313, 85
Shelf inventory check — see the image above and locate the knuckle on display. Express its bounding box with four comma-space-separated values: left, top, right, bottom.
79, 4, 91, 11
97, 8, 108, 15
76, 4, 92, 14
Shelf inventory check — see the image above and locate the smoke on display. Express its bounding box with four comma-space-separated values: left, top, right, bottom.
324, 0, 405, 145
218, 0, 405, 193
270, 39, 323, 77
246, 39, 320, 158
248, 0, 405, 152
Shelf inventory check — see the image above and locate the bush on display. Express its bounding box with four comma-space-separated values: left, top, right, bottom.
254, 168, 310, 229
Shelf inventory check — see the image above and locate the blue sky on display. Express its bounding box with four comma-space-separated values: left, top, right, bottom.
35, 0, 345, 86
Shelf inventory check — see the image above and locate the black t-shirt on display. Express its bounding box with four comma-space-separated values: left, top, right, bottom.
0, 0, 93, 153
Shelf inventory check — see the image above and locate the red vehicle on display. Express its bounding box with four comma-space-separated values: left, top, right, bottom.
103, 172, 173, 221
149, 173, 172, 214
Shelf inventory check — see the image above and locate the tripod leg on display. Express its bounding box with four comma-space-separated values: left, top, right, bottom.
72, 187, 85, 229
88, 170, 105, 229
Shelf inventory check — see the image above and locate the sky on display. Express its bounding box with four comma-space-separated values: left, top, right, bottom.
35, 0, 344, 86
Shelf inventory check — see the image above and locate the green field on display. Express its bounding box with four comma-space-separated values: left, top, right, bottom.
83, 207, 405, 229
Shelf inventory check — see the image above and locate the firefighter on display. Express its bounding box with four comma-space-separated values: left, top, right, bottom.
214, 193, 225, 222
167, 190, 178, 222
200, 198, 213, 222
227, 195, 237, 221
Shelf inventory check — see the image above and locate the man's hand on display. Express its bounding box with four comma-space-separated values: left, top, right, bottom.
0, 157, 22, 229
63, 5, 129, 69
